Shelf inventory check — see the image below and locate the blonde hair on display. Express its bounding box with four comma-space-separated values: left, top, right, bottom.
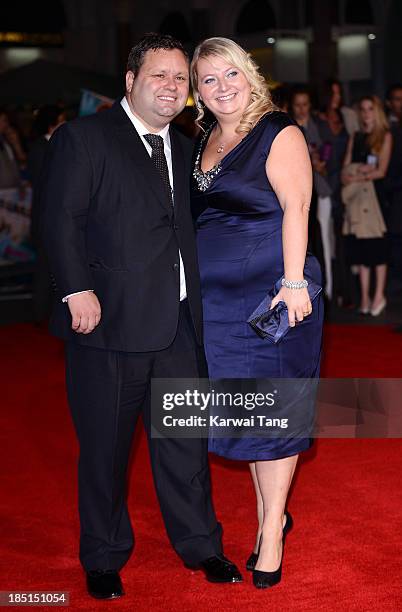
358, 95, 389, 154
190, 37, 276, 134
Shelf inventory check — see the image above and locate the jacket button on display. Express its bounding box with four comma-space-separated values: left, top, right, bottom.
173, 263, 179, 271
173, 224, 179, 230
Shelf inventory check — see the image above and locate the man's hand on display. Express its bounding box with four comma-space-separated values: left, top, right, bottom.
67, 292, 101, 334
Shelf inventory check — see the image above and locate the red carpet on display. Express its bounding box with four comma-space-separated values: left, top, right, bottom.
1, 323, 402, 611
322, 324, 402, 377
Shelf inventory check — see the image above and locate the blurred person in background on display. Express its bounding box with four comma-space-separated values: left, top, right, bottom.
27, 105, 66, 322
0, 108, 21, 189
317, 83, 351, 306
291, 87, 332, 299
342, 96, 392, 316
385, 83, 402, 126
325, 79, 359, 137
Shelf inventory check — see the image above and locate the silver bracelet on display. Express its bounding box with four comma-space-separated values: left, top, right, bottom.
281, 278, 308, 290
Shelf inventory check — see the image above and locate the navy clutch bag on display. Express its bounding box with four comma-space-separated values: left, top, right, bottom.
247, 277, 322, 344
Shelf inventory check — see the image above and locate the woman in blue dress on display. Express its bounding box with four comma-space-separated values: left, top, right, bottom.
190, 38, 324, 589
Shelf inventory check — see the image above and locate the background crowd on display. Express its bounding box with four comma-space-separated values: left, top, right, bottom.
1, 77, 402, 322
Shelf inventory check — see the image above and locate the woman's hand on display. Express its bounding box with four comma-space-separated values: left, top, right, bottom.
341, 170, 362, 185
269, 286, 312, 327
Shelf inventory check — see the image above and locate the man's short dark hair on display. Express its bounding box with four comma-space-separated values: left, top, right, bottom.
127, 32, 188, 74
386, 83, 402, 100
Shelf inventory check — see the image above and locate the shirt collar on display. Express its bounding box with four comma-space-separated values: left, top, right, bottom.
121, 96, 170, 144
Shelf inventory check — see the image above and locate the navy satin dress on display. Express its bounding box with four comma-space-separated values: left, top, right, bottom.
191, 111, 324, 461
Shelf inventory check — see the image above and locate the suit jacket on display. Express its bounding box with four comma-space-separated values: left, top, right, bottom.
40, 101, 203, 351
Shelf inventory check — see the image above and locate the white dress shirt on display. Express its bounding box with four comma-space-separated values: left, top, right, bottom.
62, 97, 187, 303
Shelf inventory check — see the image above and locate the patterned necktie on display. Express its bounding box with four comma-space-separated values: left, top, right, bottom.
143, 133, 173, 205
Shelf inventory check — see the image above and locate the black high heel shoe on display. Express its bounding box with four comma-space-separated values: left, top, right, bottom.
245, 535, 261, 571
252, 511, 293, 588
246, 511, 292, 571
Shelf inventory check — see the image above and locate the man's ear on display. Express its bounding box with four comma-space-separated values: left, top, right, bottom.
126, 71, 135, 93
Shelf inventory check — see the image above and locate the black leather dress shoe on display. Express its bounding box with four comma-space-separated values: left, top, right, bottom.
86, 570, 124, 599
197, 555, 243, 583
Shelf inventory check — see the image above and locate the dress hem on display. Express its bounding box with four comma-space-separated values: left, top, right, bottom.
208, 438, 313, 461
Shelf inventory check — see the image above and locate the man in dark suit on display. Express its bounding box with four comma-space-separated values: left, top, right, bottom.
41, 33, 242, 599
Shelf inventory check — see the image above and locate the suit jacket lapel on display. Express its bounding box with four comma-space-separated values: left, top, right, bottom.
108, 102, 173, 217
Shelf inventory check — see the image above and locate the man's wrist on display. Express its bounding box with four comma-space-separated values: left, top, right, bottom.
62, 290, 94, 303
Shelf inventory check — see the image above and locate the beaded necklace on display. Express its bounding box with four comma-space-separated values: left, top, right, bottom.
192, 124, 222, 192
